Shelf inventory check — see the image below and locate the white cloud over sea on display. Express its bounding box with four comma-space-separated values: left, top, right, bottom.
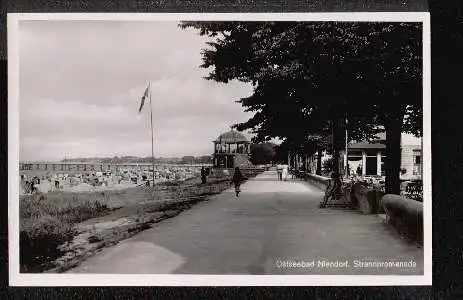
18, 20, 254, 161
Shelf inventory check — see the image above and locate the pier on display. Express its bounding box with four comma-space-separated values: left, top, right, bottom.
19, 162, 213, 174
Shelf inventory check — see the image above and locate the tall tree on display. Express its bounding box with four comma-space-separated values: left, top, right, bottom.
355, 23, 422, 193
181, 21, 422, 194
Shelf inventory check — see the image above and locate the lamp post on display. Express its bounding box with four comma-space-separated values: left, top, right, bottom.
345, 116, 349, 179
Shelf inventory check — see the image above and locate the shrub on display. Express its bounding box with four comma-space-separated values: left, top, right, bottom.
20, 193, 110, 222
19, 192, 112, 272
322, 158, 333, 172
20, 215, 76, 272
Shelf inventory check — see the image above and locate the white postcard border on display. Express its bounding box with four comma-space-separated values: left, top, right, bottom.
8, 12, 431, 286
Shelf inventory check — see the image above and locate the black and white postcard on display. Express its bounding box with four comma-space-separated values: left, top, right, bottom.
8, 12, 431, 286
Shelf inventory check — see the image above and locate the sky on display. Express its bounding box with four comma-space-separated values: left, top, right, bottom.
18, 21, 254, 162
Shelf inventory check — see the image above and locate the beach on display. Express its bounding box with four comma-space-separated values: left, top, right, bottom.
19, 168, 263, 273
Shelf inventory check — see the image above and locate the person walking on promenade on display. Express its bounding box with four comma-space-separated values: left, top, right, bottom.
232, 166, 246, 197
201, 167, 207, 184
282, 164, 289, 181
276, 164, 283, 181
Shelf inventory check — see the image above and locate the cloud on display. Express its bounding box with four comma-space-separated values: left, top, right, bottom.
18, 20, 254, 161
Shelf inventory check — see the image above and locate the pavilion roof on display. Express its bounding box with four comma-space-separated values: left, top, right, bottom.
214, 129, 250, 144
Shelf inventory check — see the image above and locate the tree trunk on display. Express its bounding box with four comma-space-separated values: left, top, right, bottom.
384, 114, 403, 195
331, 118, 341, 175
316, 148, 322, 175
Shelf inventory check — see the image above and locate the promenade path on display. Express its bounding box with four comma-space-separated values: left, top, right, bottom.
68, 170, 423, 275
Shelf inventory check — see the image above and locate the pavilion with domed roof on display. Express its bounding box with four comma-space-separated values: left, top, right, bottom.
213, 128, 252, 169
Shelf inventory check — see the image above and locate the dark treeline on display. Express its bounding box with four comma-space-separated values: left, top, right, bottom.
60, 155, 213, 165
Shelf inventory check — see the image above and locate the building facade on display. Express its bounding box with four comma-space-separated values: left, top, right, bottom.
306, 133, 422, 180
344, 133, 421, 179
399, 134, 422, 181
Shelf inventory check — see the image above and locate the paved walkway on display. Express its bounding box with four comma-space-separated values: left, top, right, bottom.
68, 170, 423, 275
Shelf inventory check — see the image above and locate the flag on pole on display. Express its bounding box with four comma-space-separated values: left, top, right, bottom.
138, 84, 150, 113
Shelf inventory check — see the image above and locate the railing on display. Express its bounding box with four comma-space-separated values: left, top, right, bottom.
305, 173, 331, 190
382, 194, 423, 243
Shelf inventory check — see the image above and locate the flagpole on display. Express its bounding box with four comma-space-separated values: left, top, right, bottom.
149, 81, 155, 186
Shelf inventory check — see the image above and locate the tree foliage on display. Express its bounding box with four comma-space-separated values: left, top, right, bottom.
181, 22, 421, 127
181, 21, 422, 193
250, 143, 276, 165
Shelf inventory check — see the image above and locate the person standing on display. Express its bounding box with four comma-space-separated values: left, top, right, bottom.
201, 167, 207, 184
24, 181, 30, 194
30, 181, 36, 194
282, 164, 289, 181
276, 164, 283, 181
232, 166, 246, 197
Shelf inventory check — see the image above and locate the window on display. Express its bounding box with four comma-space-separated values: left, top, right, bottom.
413, 149, 421, 165
381, 155, 386, 176
413, 166, 420, 175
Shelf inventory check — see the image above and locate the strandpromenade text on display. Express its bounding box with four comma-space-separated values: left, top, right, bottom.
275, 259, 417, 269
